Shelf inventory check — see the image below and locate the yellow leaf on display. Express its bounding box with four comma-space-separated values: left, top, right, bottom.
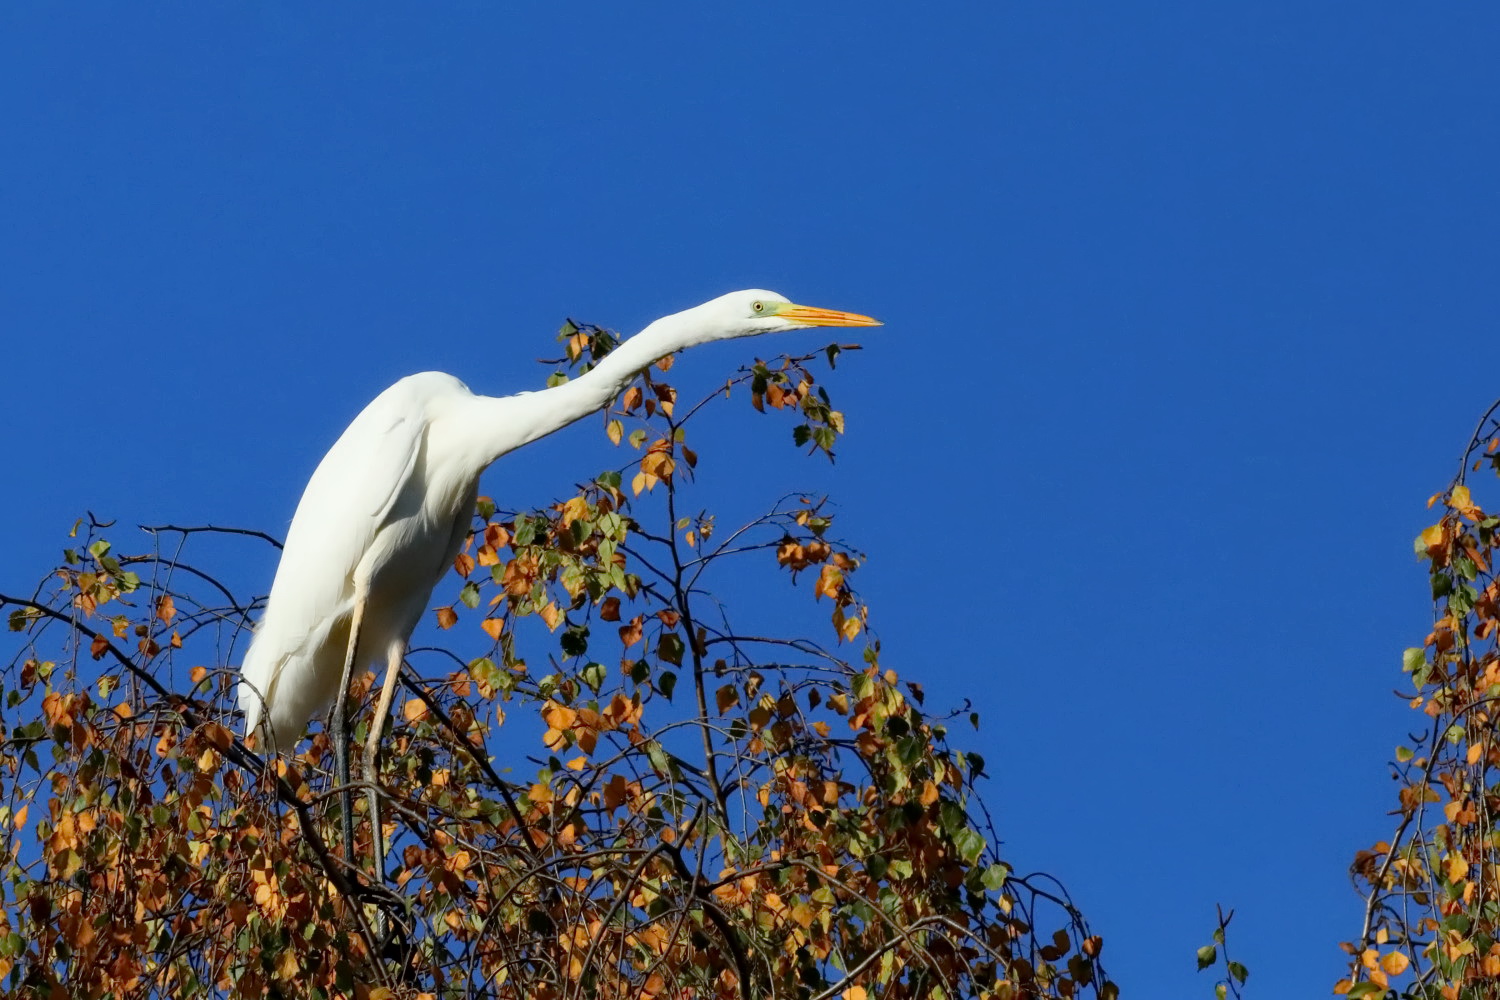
814, 565, 843, 601
1380, 951, 1409, 976
1446, 855, 1467, 883
1451, 485, 1472, 510
13, 804, 27, 830
560, 496, 590, 527
538, 602, 562, 631
403, 698, 429, 723
606, 419, 624, 446
1467, 743, 1483, 765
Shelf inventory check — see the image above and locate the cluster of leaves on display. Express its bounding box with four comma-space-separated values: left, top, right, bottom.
0, 322, 1114, 998
1341, 400, 1500, 1000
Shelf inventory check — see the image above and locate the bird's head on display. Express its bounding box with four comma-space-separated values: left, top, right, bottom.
685, 289, 882, 344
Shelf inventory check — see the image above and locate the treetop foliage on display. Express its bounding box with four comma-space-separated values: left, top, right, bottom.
0, 322, 1113, 999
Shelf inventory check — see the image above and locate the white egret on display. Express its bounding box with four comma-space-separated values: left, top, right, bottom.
237, 289, 880, 872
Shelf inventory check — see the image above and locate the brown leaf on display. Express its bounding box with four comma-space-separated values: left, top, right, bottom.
155, 594, 176, 624
716, 685, 739, 714
435, 606, 458, 629
600, 596, 621, 621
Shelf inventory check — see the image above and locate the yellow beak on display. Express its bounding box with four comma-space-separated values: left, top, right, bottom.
776, 303, 883, 328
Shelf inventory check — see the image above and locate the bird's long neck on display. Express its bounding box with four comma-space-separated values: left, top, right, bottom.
463, 308, 712, 467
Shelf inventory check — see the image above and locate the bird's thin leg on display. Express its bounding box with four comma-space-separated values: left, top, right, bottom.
333, 589, 369, 875
362, 637, 406, 882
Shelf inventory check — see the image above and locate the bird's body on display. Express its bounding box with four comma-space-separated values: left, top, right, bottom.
235, 289, 880, 874
240, 372, 482, 749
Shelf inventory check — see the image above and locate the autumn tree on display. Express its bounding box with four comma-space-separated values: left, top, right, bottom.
1341, 400, 1500, 1000
0, 323, 1115, 999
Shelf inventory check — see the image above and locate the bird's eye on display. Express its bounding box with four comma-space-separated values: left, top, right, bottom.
752, 301, 765, 314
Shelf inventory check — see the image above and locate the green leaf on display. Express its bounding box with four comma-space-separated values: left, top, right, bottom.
1401, 647, 1426, 673
657, 671, 677, 701
792, 425, 812, 447
1345, 983, 1382, 999
88, 539, 111, 558
1395, 745, 1413, 763
1227, 961, 1248, 984
580, 662, 607, 693
459, 582, 481, 610
560, 626, 589, 658
658, 632, 684, 666
952, 826, 985, 864
1196, 945, 1217, 970
981, 862, 1009, 891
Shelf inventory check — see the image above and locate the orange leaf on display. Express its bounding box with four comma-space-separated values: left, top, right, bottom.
603, 774, 628, 810
156, 594, 176, 624
454, 552, 475, 577
619, 615, 644, 648
435, 607, 458, 630
89, 634, 108, 660
481, 618, 505, 641
538, 602, 562, 631
1381, 951, 1409, 976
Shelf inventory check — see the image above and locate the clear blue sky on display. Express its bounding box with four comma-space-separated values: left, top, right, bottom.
3, 5, 1497, 995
